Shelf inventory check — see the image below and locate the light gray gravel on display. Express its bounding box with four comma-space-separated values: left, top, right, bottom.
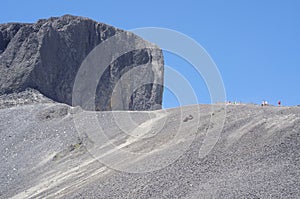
0, 99, 299, 198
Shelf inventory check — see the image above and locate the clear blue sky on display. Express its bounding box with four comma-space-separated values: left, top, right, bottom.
1, 0, 299, 108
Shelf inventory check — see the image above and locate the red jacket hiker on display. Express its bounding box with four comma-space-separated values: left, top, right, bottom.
278, 100, 281, 106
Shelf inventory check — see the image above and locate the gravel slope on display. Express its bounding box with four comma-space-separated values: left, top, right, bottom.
0, 100, 299, 198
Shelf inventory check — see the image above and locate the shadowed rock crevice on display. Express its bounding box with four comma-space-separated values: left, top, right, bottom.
0, 23, 25, 54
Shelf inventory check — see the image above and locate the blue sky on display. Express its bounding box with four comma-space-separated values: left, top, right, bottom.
1, 0, 299, 108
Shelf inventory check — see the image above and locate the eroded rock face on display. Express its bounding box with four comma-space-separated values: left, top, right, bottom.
0, 15, 164, 111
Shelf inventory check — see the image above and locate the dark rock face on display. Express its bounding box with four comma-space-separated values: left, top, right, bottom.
0, 15, 164, 111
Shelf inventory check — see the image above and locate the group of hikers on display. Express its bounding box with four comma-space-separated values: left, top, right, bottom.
227, 100, 282, 106
261, 100, 281, 106
261, 100, 269, 106
227, 101, 241, 105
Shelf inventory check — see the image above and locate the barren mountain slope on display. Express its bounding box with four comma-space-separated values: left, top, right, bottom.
0, 99, 299, 198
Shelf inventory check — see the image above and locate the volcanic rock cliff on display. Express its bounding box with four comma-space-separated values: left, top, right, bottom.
0, 15, 164, 111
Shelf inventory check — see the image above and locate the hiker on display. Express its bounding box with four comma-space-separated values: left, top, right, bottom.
278, 100, 281, 106
261, 100, 268, 106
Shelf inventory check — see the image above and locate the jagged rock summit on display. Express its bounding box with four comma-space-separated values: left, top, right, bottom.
0, 15, 164, 111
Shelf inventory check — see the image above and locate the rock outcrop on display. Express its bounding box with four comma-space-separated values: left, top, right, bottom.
0, 15, 164, 111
